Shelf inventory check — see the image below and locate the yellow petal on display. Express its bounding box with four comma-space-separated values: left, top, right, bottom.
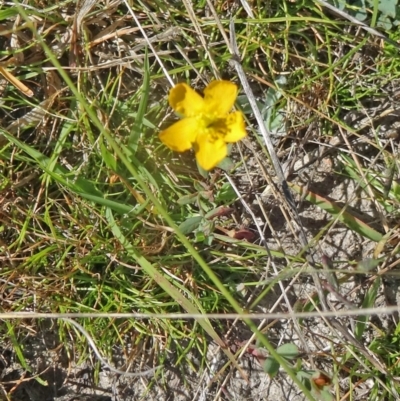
223, 111, 247, 142
194, 131, 227, 170
159, 117, 199, 152
203, 80, 238, 116
169, 83, 205, 117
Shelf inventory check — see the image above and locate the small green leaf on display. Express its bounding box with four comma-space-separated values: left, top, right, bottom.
236, 94, 263, 114
376, 0, 396, 17
261, 82, 286, 137
377, 14, 393, 29
128, 50, 150, 153
393, 181, 400, 199
203, 235, 214, 246
217, 156, 234, 171
330, 0, 346, 10
297, 370, 313, 381
216, 183, 236, 202
264, 357, 280, 377
177, 193, 198, 205
100, 142, 117, 171
318, 389, 334, 401
0, 8, 19, 20
178, 216, 204, 235
356, 257, 383, 272
194, 181, 207, 192
194, 231, 206, 242
196, 161, 209, 178
205, 206, 232, 220
276, 343, 299, 360
354, 8, 369, 21
355, 276, 381, 340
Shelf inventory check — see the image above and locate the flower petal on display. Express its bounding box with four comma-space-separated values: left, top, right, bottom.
203, 81, 238, 115
194, 130, 227, 170
169, 83, 205, 117
159, 117, 199, 152
223, 111, 247, 142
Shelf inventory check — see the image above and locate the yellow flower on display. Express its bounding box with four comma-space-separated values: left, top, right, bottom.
159, 80, 247, 170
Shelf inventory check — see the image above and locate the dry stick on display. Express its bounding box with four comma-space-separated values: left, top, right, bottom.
228, 20, 391, 378
228, 20, 317, 268
228, 21, 321, 302
228, 21, 319, 372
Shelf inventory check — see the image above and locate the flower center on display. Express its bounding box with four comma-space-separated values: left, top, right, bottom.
209, 118, 228, 138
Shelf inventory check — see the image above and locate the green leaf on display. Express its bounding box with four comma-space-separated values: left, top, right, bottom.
203, 234, 214, 246
393, 180, 400, 199
194, 181, 207, 192
100, 142, 117, 171
5, 322, 47, 386
195, 231, 206, 243
177, 193, 198, 205
377, 14, 393, 29
276, 343, 299, 360
0, 8, 19, 20
297, 370, 313, 381
318, 389, 334, 401
128, 49, 150, 153
355, 276, 381, 340
356, 257, 383, 272
236, 94, 262, 114
216, 183, 236, 202
261, 79, 287, 137
199, 190, 213, 201
178, 216, 204, 235
330, 0, 346, 10
264, 357, 280, 377
196, 161, 209, 178
376, 0, 396, 17
354, 0, 369, 21
217, 156, 234, 171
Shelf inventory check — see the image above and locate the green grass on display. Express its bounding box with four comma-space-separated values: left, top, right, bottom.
1, 0, 400, 399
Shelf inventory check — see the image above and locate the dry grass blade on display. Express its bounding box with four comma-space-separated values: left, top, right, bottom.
75, 0, 97, 32
229, 21, 320, 273
0, 65, 33, 97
